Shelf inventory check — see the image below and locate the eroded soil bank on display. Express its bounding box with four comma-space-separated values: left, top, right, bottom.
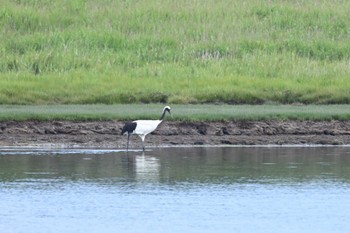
0, 120, 350, 148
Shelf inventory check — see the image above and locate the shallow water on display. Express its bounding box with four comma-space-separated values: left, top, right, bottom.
1, 147, 350, 233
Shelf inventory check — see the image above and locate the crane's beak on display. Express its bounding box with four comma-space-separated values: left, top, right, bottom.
169, 110, 173, 119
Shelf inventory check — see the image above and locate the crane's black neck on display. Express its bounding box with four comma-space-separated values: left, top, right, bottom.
159, 109, 167, 121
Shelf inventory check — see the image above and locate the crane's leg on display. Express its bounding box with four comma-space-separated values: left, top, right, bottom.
127, 133, 130, 151
140, 135, 146, 151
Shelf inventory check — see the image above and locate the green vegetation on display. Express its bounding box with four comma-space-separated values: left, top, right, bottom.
1, 104, 350, 121
1, 0, 350, 104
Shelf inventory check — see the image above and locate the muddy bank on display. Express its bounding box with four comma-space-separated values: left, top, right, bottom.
0, 120, 350, 148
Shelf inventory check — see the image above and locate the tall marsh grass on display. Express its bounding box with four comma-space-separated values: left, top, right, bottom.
1, 0, 350, 104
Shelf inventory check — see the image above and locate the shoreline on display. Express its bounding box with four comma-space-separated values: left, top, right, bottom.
1, 120, 350, 148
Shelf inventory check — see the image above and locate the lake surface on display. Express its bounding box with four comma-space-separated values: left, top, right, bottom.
1, 146, 350, 233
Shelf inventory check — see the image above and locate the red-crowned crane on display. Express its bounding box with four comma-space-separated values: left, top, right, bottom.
121, 106, 171, 151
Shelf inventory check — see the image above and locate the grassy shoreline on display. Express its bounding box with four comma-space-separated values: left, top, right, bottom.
1, 1, 350, 104
0, 104, 350, 121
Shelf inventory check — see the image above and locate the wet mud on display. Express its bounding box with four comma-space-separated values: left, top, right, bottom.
0, 120, 350, 148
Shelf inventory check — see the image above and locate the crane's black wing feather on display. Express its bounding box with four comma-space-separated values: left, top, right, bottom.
121, 122, 137, 135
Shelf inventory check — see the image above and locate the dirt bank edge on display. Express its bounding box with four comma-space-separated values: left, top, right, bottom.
1, 120, 350, 148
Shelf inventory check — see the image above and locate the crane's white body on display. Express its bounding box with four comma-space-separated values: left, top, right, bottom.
132, 120, 162, 142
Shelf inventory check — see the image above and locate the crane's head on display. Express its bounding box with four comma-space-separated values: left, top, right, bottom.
163, 106, 172, 118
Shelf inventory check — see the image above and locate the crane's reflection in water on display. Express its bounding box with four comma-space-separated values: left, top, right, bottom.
123, 151, 161, 184
134, 152, 160, 183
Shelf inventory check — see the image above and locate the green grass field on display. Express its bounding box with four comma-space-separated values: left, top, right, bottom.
1, 104, 350, 121
1, 0, 350, 104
